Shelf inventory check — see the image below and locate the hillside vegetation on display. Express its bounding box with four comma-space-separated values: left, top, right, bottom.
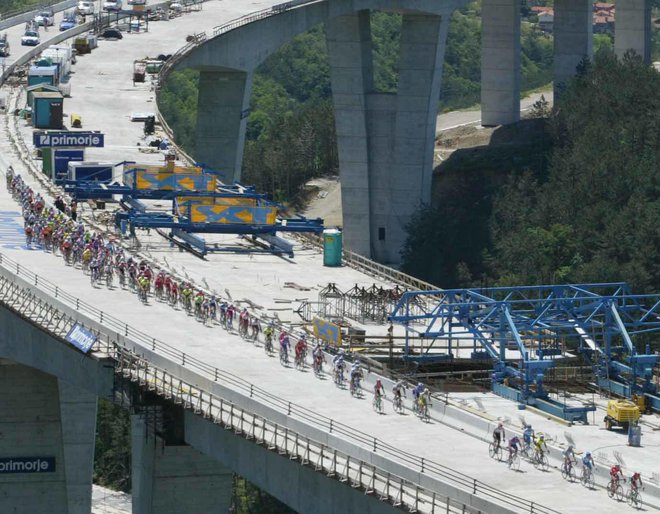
402, 52, 660, 294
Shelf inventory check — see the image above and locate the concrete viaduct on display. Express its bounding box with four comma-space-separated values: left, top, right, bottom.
166, 0, 654, 264
0, 253, 542, 514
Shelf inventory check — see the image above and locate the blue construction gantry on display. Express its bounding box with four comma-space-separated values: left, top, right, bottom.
389, 283, 660, 421
62, 162, 324, 256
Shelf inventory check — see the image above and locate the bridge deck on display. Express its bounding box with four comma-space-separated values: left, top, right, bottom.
1, 2, 659, 513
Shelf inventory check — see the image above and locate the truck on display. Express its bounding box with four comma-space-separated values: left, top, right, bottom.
603, 399, 640, 431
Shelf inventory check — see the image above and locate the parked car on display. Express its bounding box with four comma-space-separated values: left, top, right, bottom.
127, 0, 146, 4
103, 0, 123, 11
0, 34, 10, 57
100, 27, 123, 39
21, 30, 40, 46
76, 1, 95, 16
34, 9, 55, 26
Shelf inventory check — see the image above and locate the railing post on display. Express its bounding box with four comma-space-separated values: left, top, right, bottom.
99, 312, 103, 323
182, 353, 186, 366
76, 299, 79, 310
421, 458, 425, 473
125, 324, 128, 336
287, 402, 291, 415
373, 438, 377, 452
473, 479, 477, 494
54, 286, 58, 297
214, 369, 218, 381
329, 419, 333, 433
250, 384, 253, 398
152, 338, 156, 351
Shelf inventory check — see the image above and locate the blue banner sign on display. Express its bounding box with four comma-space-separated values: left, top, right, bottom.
33, 131, 105, 148
0, 457, 56, 474
65, 323, 97, 353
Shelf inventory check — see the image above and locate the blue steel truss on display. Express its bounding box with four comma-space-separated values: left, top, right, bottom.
389, 283, 660, 416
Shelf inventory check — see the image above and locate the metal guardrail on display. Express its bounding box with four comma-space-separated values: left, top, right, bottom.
0, 251, 561, 514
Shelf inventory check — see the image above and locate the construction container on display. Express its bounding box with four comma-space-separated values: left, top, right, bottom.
31, 91, 64, 129
28, 65, 58, 87
323, 228, 342, 267
26, 84, 60, 105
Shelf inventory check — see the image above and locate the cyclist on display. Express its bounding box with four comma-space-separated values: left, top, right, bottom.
350, 360, 362, 393
534, 434, 548, 458
508, 435, 521, 460
493, 422, 505, 451
523, 424, 534, 451
333, 351, 345, 383
194, 290, 205, 316
249, 316, 261, 339
418, 387, 431, 416
263, 324, 274, 352
374, 379, 385, 400
562, 444, 576, 474
294, 335, 307, 366
239, 308, 249, 335
412, 382, 424, 409
392, 379, 406, 409
582, 451, 594, 473
610, 463, 624, 486
630, 471, 643, 492
312, 343, 324, 372
279, 331, 290, 363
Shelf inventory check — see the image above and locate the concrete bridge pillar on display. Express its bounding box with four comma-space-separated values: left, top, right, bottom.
615, 0, 652, 64
131, 413, 233, 514
195, 69, 253, 183
554, 0, 592, 96
0, 361, 97, 514
480, 0, 521, 126
327, 11, 450, 263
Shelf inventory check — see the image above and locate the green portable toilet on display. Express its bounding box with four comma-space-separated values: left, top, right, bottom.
323, 228, 342, 267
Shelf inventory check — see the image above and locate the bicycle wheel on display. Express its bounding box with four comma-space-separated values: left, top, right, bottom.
540, 453, 549, 471
508, 453, 520, 471
633, 492, 643, 509
615, 484, 624, 501
607, 481, 615, 498
488, 443, 497, 459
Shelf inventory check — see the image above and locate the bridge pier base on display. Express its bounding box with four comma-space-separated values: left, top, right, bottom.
195, 69, 253, 183
554, 0, 592, 96
615, 0, 652, 64
131, 413, 234, 514
0, 362, 97, 514
327, 11, 450, 263
480, 0, 521, 126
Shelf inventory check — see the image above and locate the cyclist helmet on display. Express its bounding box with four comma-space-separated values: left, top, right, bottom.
417, 382, 423, 389
498, 422, 503, 428
586, 452, 591, 457
376, 379, 382, 386
567, 444, 573, 451
424, 388, 430, 394
539, 434, 545, 441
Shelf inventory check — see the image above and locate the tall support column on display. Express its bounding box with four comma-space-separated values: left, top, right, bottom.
480, 0, 521, 126
131, 414, 233, 514
615, 0, 651, 64
554, 0, 592, 96
0, 361, 97, 514
377, 13, 449, 263
327, 11, 450, 263
195, 69, 252, 183
325, 11, 374, 257
58, 379, 97, 514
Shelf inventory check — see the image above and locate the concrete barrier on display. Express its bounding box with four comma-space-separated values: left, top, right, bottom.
0, 0, 78, 32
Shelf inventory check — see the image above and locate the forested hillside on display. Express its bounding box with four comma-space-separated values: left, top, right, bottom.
402, 52, 660, 293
